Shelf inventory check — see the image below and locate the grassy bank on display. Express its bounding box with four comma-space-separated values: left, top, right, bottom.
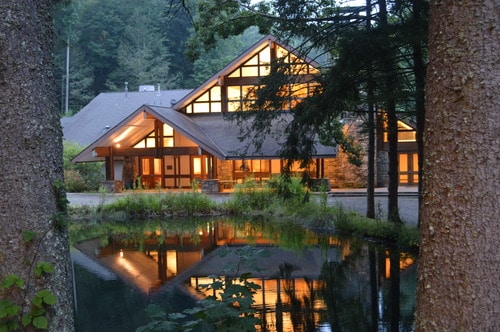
68, 180, 419, 250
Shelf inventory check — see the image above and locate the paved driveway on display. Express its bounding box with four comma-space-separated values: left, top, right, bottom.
327, 195, 419, 225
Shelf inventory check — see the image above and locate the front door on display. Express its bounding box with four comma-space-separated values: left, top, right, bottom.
140, 157, 163, 189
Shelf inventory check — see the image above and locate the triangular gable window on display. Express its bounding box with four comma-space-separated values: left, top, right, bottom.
184, 37, 320, 114
382, 120, 417, 142
134, 123, 174, 148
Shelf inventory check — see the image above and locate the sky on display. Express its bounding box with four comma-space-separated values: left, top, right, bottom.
340, 0, 367, 6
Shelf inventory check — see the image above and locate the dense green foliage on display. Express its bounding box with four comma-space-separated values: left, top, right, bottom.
51, 1, 264, 114
100, 191, 217, 218
63, 142, 104, 192
0, 233, 57, 331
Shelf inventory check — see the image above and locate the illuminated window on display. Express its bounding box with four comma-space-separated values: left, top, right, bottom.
193, 157, 202, 175
154, 158, 162, 175
163, 124, 173, 136
229, 45, 272, 78
383, 120, 417, 142
193, 157, 209, 175
234, 160, 270, 173
227, 85, 258, 112
134, 123, 175, 148
142, 159, 150, 175
289, 161, 305, 173
190, 85, 223, 113
193, 103, 210, 113
276, 45, 319, 75
399, 153, 419, 184
251, 160, 269, 172
185, 42, 319, 114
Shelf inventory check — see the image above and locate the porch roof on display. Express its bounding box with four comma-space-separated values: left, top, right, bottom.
72, 104, 337, 163
61, 89, 192, 147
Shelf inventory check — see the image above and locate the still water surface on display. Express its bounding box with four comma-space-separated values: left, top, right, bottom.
73, 217, 416, 331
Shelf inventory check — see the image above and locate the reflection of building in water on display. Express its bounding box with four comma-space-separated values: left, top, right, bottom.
91, 220, 416, 330
188, 245, 416, 332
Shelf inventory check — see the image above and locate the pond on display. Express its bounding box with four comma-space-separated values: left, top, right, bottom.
72, 217, 416, 331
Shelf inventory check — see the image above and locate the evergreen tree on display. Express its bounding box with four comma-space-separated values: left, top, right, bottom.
106, 1, 180, 90
51, 0, 196, 110
183, 0, 428, 222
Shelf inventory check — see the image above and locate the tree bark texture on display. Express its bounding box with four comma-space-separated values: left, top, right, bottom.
0, 1, 75, 331
416, 0, 499, 330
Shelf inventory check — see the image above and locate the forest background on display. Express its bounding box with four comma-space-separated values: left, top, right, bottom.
52, 0, 265, 114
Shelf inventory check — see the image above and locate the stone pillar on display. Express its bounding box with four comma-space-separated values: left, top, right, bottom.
201, 179, 220, 193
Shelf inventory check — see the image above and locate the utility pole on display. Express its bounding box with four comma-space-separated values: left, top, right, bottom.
65, 37, 70, 114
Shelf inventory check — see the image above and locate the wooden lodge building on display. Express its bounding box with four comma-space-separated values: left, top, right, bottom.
62, 35, 417, 192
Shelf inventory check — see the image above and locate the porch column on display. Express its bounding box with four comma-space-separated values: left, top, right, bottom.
105, 146, 115, 180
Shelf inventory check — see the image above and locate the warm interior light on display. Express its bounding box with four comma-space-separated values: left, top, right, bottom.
113, 127, 134, 143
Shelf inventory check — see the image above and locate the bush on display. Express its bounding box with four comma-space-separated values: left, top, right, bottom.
63, 141, 104, 192
225, 176, 310, 214
64, 169, 87, 192
102, 192, 217, 218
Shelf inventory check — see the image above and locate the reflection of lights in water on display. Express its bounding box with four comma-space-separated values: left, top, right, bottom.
116, 255, 141, 279
317, 324, 332, 332
120, 249, 124, 258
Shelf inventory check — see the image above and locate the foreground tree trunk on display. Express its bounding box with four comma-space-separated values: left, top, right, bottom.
0, 1, 74, 331
415, 0, 499, 330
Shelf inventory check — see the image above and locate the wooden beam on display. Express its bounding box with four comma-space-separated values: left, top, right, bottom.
93, 146, 201, 157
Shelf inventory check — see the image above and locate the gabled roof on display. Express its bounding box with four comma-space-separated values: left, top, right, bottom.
62, 89, 192, 147
172, 34, 321, 111
189, 112, 336, 159
73, 105, 337, 162
65, 34, 336, 164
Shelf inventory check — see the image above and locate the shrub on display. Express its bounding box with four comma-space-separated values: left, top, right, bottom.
102, 192, 216, 218
64, 169, 87, 192
63, 141, 104, 192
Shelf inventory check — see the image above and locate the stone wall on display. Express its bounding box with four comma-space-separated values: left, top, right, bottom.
217, 160, 233, 180
325, 121, 369, 188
